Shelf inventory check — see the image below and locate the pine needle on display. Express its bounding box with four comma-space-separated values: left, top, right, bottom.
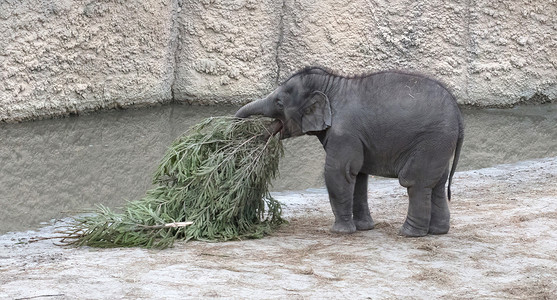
61, 117, 285, 249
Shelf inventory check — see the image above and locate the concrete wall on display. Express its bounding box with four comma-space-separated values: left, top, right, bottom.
1, 0, 556, 122
173, 0, 283, 105
0, 0, 176, 122
277, 0, 557, 107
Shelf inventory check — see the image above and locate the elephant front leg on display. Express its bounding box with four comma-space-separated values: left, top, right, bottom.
353, 173, 374, 231
324, 159, 359, 234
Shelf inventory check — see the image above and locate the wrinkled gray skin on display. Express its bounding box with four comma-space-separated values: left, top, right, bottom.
235, 67, 464, 236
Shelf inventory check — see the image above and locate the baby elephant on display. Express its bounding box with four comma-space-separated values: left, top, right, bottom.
235, 67, 464, 237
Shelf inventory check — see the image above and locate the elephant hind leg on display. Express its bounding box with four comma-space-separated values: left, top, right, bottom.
353, 173, 374, 231
399, 171, 451, 237
399, 185, 432, 237
429, 168, 450, 235
397, 142, 453, 237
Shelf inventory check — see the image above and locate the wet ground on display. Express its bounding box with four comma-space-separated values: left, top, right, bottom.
1, 103, 556, 233
1, 156, 556, 299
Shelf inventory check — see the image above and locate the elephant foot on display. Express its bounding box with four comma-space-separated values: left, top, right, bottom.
429, 210, 450, 235
428, 222, 450, 235
354, 217, 375, 231
330, 220, 357, 234
399, 221, 428, 237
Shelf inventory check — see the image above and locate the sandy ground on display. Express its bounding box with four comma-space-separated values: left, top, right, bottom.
1, 157, 556, 299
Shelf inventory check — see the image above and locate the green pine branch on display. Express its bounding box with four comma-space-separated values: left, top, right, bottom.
61, 117, 285, 249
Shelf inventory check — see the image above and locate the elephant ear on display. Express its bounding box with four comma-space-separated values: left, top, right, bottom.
300, 91, 332, 133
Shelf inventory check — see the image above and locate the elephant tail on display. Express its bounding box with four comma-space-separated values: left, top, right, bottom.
447, 121, 464, 201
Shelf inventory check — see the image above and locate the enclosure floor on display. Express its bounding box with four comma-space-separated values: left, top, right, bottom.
1, 157, 556, 299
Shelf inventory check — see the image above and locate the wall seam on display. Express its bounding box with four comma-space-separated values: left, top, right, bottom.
464, 0, 473, 104
170, 0, 183, 102
274, 0, 287, 85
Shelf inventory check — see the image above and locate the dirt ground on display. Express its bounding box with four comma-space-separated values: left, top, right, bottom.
1, 157, 556, 299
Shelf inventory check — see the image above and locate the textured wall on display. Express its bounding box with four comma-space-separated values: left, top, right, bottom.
1, 0, 556, 122
276, 0, 557, 107
0, 0, 176, 122
173, 0, 283, 105
465, 1, 557, 106
278, 0, 469, 99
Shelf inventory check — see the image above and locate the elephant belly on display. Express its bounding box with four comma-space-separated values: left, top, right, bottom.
360, 156, 399, 178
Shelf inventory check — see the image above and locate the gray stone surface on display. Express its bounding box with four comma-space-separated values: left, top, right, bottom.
276, 0, 557, 107
173, 0, 283, 105
1, 0, 556, 122
0, 0, 176, 122
465, 1, 557, 106
2, 156, 557, 299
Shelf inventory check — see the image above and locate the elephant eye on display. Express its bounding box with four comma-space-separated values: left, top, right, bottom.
275, 98, 284, 109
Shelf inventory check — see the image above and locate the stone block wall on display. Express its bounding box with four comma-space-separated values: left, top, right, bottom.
173, 0, 283, 105
0, 0, 176, 122
1, 0, 556, 122
465, 1, 557, 106
275, 0, 556, 107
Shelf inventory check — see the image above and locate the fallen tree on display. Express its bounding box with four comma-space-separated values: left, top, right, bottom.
62, 117, 284, 248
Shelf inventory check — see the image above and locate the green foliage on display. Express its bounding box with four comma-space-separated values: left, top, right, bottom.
62, 117, 284, 249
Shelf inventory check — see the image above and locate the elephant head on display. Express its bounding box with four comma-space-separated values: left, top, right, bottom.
235, 73, 332, 138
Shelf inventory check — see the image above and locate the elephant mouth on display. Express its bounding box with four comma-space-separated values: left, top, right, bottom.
269, 119, 284, 137
261, 119, 284, 140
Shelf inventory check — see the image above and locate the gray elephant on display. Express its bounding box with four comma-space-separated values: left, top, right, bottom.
235, 67, 464, 237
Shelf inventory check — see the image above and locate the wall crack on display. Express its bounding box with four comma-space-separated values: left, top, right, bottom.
274, 0, 287, 85
464, 0, 473, 104
170, 0, 183, 103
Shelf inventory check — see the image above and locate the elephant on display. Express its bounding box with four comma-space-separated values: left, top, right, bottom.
235, 67, 464, 237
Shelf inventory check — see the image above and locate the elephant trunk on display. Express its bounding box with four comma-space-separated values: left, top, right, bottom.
235, 97, 273, 118
235, 97, 284, 138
